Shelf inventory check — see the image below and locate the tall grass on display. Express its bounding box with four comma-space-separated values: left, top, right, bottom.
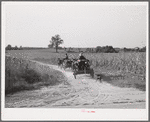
87, 53, 146, 91
8, 50, 145, 78
89, 53, 146, 76
5, 56, 68, 95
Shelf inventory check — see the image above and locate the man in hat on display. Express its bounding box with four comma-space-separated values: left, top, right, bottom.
78, 52, 86, 60
63, 53, 69, 61
77, 52, 86, 70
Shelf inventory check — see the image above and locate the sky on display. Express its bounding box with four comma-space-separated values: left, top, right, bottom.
3, 2, 148, 48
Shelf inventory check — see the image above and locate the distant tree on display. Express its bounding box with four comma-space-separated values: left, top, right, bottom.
14, 46, 18, 50
68, 47, 72, 52
140, 46, 146, 52
50, 35, 63, 53
96, 46, 101, 53
107, 46, 114, 53
58, 46, 63, 49
48, 44, 54, 48
123, 47, 127, 52
91, 48, 94, 53
134, 47, 140, 52
20, 46, 23, 50
6, 44, 12, 50
86, 48, 89, 52
96, 46, 117, 53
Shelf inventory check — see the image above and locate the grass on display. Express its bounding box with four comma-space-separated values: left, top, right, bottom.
6, 49, 146, 91
100, 73, 145, 91
5, 56, 68, 95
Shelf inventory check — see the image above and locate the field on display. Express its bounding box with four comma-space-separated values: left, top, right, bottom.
5, 55, 68, 94
6, 49, 146, 91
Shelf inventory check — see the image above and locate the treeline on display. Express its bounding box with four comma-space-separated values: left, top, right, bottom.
62, 46, 146, 53
95, 46, 146, 53
6, 44, 146, 53
5, 45, 47, 50
121, 47, 146, 52
95, 46, 117, 53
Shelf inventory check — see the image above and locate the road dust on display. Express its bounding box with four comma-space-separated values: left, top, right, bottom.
5, 61, 146, 108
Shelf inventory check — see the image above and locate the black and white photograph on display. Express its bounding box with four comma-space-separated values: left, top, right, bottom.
1, 1, 148, 120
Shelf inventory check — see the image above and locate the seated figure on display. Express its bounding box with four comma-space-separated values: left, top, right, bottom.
63, 53, 69, 61
77, 52, 86, 70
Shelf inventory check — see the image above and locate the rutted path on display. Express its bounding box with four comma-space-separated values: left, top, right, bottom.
5, 61, 146, 108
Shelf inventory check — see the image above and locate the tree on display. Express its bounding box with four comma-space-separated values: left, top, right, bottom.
86, 48, 89, 52
6, 44, 12, 50
14, 46, 18, 50
20, 46, 23, 50
48, 44, 54, 48
123, 47, 127, 52
140, 46, 146, 52
95, 46, 117, 53
50, 34, 63, 53
96, 46, 101, 53
68, 47, 72, 52
78, 48, 81, 52
134, 47, 140, 52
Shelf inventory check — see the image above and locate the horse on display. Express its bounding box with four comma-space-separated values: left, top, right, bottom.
62, 59, 74, 70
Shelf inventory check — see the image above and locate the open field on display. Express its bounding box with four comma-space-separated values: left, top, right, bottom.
6, 49, 146, 91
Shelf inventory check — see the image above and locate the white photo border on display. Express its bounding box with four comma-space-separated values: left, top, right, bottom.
1, 1, 149, 121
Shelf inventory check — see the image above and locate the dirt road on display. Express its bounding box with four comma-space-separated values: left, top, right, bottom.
5, 62, 146, 108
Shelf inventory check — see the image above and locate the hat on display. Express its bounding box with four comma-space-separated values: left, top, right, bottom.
79, 52, 82, 56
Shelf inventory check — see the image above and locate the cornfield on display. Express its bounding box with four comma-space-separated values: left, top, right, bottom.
5, 55, 67, 94
6, 50, 146, 91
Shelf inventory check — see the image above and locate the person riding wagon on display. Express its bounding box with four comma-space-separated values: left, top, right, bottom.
72, 52, 94, 79
62, 53, 73, 69
77, 52, 87, 70
63, 53, 69, 61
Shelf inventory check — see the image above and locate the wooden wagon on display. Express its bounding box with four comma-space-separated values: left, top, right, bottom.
72, 59, 94, 79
